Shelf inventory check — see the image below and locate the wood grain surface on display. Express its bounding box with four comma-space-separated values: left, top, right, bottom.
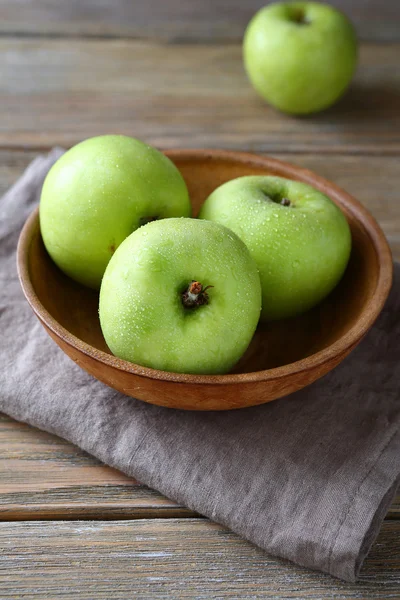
0, 0, 398, 42
1, 0, 399, 594
0, 40, 399, 152
0, 519, 399, 598
0, 415, 194, 521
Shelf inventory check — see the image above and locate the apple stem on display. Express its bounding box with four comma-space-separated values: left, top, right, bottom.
292, 9, 310, 25
280, 197, 291, 207
182, 281, 213, 309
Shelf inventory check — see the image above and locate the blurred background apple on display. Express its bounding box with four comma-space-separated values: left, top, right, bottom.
243, 2, 358, 115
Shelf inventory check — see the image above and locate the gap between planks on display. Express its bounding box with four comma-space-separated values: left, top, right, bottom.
0, 145, 400, 157
0, 505, 199, 522
0, 33, 398, 46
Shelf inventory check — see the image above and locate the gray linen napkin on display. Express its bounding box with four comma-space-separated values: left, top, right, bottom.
1, 150, 399, 582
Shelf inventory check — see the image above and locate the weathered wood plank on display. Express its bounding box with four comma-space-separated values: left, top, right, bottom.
0, 519, 399, 598
0, 414, 194, 520
0, 0, 398, 42
0, 40, 399, 153
1, 150, 399, 259
0, 412, 398, 521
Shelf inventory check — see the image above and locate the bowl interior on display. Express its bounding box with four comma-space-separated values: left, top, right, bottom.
28, 152, 380, 374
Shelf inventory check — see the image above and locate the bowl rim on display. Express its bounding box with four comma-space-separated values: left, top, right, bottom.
17, 148, 393, 386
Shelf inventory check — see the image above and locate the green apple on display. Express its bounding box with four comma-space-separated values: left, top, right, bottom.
199, 176, 351, 321
40, 135, 191, 289
99, 218, 261, 374
243, 2, 358, 115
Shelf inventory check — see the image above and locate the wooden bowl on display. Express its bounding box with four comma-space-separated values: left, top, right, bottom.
17, 150, 393, 411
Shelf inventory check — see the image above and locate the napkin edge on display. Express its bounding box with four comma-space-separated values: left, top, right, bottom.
331, 427, 400, 581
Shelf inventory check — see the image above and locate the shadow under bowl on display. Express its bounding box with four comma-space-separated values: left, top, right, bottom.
17, 150, 393, 410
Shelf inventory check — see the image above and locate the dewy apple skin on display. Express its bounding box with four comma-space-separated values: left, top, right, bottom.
40, 135, 191, 289
199, 175, 351, 321
99, 218, 262, 375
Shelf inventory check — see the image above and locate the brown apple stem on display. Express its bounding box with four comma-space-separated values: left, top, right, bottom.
182, 281, 213, 309
280, 197, 291, 207
292, 9, 310, 25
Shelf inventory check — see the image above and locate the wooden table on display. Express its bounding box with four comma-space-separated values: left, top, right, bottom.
1, 1, 399, 597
